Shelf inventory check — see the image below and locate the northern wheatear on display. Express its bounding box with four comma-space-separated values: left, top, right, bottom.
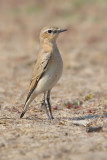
20, 26, 67, 119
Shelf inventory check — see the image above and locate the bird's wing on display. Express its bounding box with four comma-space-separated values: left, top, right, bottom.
25, 52, 52, 104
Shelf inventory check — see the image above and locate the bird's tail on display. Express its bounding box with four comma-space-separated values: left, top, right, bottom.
20, 101, 30, 118
20, 110, 26, 118
20, 94, 35, 118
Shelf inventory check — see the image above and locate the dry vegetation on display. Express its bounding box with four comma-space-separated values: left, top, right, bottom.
0, 0, 107, 160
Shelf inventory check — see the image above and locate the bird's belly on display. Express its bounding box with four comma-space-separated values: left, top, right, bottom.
35, 58, 63, 93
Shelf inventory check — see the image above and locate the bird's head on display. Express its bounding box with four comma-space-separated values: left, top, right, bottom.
40, 26, 67, 44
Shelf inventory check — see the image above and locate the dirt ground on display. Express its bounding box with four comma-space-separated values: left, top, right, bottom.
0, 0, 107, 160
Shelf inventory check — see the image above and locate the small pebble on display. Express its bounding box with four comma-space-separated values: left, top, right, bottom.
86, 126, 103, 132
53, 106, 58, 110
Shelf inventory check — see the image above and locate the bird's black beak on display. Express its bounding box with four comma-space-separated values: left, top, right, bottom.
58, 29, 67, 33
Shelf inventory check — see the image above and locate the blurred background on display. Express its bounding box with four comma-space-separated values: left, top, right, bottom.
0, 0, 107, 103
0, 0, 107, 160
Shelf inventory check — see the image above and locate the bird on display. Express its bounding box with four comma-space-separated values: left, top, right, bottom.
20, 26, 67, 119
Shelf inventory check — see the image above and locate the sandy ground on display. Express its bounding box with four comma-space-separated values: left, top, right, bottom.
0, 0, 107, 160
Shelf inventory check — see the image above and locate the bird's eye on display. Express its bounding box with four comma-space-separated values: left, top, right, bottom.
48, 30, 52, 33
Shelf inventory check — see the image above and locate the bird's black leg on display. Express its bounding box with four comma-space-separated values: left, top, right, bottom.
47, 90, 54, 119
43, 91, 50, 119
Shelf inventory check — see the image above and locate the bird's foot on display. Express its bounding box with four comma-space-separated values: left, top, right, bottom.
47, 115, 54, 120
